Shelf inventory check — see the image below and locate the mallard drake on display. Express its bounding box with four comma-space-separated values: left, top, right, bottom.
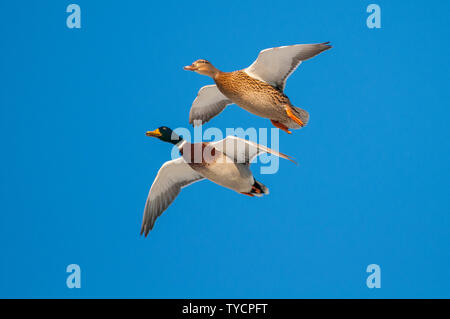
141, 126, 295, 236
184, 43, 332, 134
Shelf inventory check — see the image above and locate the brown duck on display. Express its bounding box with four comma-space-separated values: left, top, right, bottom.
184, 43, 332, 134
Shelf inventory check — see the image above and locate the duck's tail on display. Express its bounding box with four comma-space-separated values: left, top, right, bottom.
251, 180, 269, 197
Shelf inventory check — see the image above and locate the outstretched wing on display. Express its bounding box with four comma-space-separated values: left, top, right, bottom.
189, 85, 232, 126
210, 136, 296, 164
141, 158, 205, 236
244, 42, 332, 91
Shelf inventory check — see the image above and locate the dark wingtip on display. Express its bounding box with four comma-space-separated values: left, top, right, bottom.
280, 152, 298, 165
144, 225, 153, 237
288, 156, 298, 165
140, 224, 150, 237
322, 41, 333, 49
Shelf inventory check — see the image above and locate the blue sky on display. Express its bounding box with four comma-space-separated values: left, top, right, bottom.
1, 0, 449, 298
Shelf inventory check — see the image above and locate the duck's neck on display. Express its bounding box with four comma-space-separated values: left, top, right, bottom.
174, 139, 188, 151
208, 66, 221, 80
167, 135, 184, 146
213, 71, 221, 81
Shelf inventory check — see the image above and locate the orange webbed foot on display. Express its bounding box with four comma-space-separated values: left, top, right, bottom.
240, 192, 255, 197
285, 106, 304, 127
251, 185, 262, 194
270, 120, 292, 134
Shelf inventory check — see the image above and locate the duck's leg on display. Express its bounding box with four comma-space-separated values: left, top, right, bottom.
251, 185, 262, 194
285, 105, 305, 127
240, 192, 255, 197
271, 119, 292, 134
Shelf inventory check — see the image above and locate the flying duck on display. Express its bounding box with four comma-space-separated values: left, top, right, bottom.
184, 43, 332, 134
141, 126, 295, 236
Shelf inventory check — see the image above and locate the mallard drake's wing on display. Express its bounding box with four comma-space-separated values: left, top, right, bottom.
244, 42, 332, 91
189, 85, 232, 126
141, 157, 205, 236
210, 136, 296, 164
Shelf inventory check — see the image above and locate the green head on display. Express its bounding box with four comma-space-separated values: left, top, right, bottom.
145, 126, 183, 145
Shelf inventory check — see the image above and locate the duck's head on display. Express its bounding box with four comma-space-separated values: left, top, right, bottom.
146, 126, 183, 145
184, 59, 219, 77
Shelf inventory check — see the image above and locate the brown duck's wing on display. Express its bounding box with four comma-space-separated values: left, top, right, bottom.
189, 85, 232, 126
244, 43, 332, 91
210, 136, 296, 165
141, 158, 205, 236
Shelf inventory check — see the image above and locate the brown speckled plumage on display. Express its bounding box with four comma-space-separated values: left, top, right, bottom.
214, 71, 307, 128
185, 43, 332, 130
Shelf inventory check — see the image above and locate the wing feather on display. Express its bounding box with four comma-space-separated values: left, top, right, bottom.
141, 158, 204, 236
189, 85, 232, 126
210, 136, 296, 164
244, 42, 332, 91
